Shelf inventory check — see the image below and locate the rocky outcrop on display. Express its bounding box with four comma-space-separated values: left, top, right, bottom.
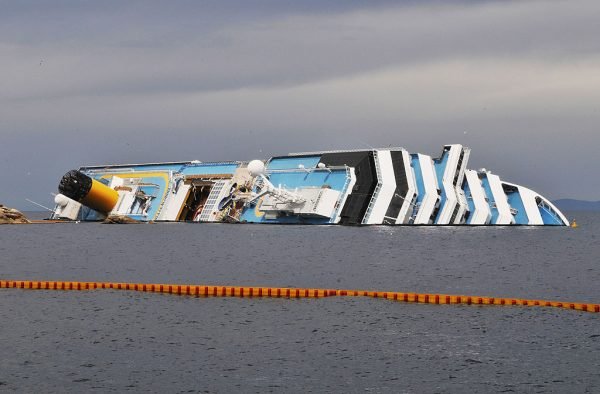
102, 215, 142, 224
0, 204, 30, 224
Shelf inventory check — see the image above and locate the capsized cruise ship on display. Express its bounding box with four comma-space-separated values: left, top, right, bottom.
52, 144, 569, 226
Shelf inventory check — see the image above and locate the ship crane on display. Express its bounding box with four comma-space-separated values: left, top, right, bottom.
246, 160, 306, 205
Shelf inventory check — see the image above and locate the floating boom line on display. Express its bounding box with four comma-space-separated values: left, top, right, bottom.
1, 280, 598, 314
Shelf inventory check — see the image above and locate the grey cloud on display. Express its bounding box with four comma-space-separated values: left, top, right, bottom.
1, 0, 599, 209
2, 0, 600, 100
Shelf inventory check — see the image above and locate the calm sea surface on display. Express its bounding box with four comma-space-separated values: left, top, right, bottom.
1, 212, 599, 393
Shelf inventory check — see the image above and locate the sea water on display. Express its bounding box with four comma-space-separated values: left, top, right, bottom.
0, 212, 598, 392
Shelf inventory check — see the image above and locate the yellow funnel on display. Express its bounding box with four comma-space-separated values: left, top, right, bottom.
59, 170, 119, 213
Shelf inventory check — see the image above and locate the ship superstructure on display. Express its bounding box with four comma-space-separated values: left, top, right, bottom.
52, 144, 569, 226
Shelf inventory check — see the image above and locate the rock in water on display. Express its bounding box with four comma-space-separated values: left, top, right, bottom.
0, 204, 31, 224
102, 215, 142, 224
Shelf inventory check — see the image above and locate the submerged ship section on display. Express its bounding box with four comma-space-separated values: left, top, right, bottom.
52, 144, 569, 226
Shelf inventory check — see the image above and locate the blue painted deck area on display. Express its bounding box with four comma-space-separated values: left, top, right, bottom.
239, 168, 348, 224
462, 181, 476, 224
268, 170, 347, 191
84, 168, 170, 220
80, 162, 238, 221
480, 175, 498, 223
410, 154, 425, 207
267, 156, 322, 171
180, 163, 239, 176
94, 173, 168, 220
433, 151, 450, 182
538, 204, 564, 225
505, 189, 528, 224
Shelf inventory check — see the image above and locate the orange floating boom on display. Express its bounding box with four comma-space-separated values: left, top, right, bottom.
1, 280, 598, 313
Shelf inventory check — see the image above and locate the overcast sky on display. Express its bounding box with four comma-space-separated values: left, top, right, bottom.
1, 0, 599, 209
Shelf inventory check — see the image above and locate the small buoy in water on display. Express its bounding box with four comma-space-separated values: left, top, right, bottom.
571, 219, 578, 228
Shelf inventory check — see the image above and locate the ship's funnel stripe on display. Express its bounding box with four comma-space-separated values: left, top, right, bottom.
1, 280, 597, 314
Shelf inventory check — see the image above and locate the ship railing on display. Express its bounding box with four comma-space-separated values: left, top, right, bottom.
246, 176, 266, 207
288, 147, 406, 156
537, 200, 563, 224
83, 168, 137, 174
330, 165, 353, 222
395, 192, 417, 207
154, 171, 174, 219
265, 165, 347, 174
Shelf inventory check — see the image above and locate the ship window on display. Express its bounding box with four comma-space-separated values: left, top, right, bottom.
450, 204, 461, 223
453, 150, 465, 186
463, 210, 471, 222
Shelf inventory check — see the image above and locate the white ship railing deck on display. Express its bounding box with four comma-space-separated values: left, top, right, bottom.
288, 147, 406, 156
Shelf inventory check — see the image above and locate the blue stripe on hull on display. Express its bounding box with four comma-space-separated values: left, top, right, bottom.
538, 205, 564, 225
480, 176, 498, 223
410, 155, 425, 204
462, 181, 476, 224
505, 191, 528, 224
